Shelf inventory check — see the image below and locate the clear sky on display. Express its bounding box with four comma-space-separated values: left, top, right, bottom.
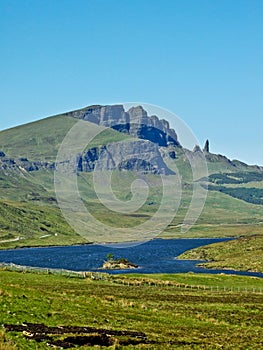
0, 0, 262, 164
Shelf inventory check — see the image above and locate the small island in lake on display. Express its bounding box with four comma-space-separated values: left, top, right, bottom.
102, 254, 138, 270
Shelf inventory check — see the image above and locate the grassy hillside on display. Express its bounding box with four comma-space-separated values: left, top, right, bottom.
0, 170, 54, 203
173, 149, 262, 180
0, 115, 77, 161
0, 270, 262, 349
178, 234, 263, 273
0, 114, 131, 161
0, 200, 86, 249
1, 169, 263, 249
0, 111, 263, 249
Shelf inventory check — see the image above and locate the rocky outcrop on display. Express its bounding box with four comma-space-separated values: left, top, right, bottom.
0, 154, 54, 174
203, 139, 209, 153
127, 106, 179, 147
70, 105, 181, 147
193, 145, 202, 153
0, 105, 180, 176
0, 140, 174, 175
77, 139, 175, 175
102, 258, 138, 270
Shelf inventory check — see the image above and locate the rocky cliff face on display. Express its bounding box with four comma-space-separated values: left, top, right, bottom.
0, 105, 181, 176
0, 152, 54, 175
0, 138, 175, 176
69, 105, 181, 148
78, 140, 175, 175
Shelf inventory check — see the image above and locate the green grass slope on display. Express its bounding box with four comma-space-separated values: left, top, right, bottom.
0, 114, 131, 161
178, 234, 263, 273
0, 115, 77, 161
0, 200, 86, 249
1, 154, 263, 247
0, 270, 262, 349
0, 170, 55, 203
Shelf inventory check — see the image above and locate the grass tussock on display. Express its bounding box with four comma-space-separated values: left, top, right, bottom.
0, 331, 17, 350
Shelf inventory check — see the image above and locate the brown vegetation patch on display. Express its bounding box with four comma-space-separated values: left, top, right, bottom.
3, 323, 148, 348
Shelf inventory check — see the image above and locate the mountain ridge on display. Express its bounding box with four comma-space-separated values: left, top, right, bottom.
0, 104, 263, 249
64, 104, 181, 147
0, 104, 262, 174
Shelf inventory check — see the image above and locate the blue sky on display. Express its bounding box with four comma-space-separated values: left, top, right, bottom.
0, 0, 262, 164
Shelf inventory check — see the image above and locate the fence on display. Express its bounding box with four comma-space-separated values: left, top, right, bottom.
110, 277, 263, 294
0, 262, 90, 279
0, 263, 262, 294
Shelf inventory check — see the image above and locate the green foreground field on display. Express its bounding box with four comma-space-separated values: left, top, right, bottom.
0, 270, 263, 349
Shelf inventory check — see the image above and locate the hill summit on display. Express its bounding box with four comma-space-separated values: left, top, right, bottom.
66, 104, 181, 147
0, 103, 263, 249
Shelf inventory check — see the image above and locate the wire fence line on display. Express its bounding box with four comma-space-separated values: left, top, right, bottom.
0, 262, 262, 294
0, 263, 91, 278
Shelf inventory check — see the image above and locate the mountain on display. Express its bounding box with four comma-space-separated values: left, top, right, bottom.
65, 104, 181, 147
0, 104, 263, 248
0, 105, 179, 175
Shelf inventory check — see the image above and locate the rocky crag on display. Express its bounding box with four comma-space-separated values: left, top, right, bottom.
1, 105, 182, 175
0, 140, 175, 176
2, 104, 262, 177
0, 151, 54, 175
77, 139, 175, 175
68, 104, 181, 147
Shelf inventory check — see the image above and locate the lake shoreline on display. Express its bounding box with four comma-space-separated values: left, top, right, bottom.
1, 237, 261, 278
0, 236, 236, 251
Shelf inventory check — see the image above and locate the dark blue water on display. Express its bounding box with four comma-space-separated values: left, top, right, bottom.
0, 238, 262, 277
